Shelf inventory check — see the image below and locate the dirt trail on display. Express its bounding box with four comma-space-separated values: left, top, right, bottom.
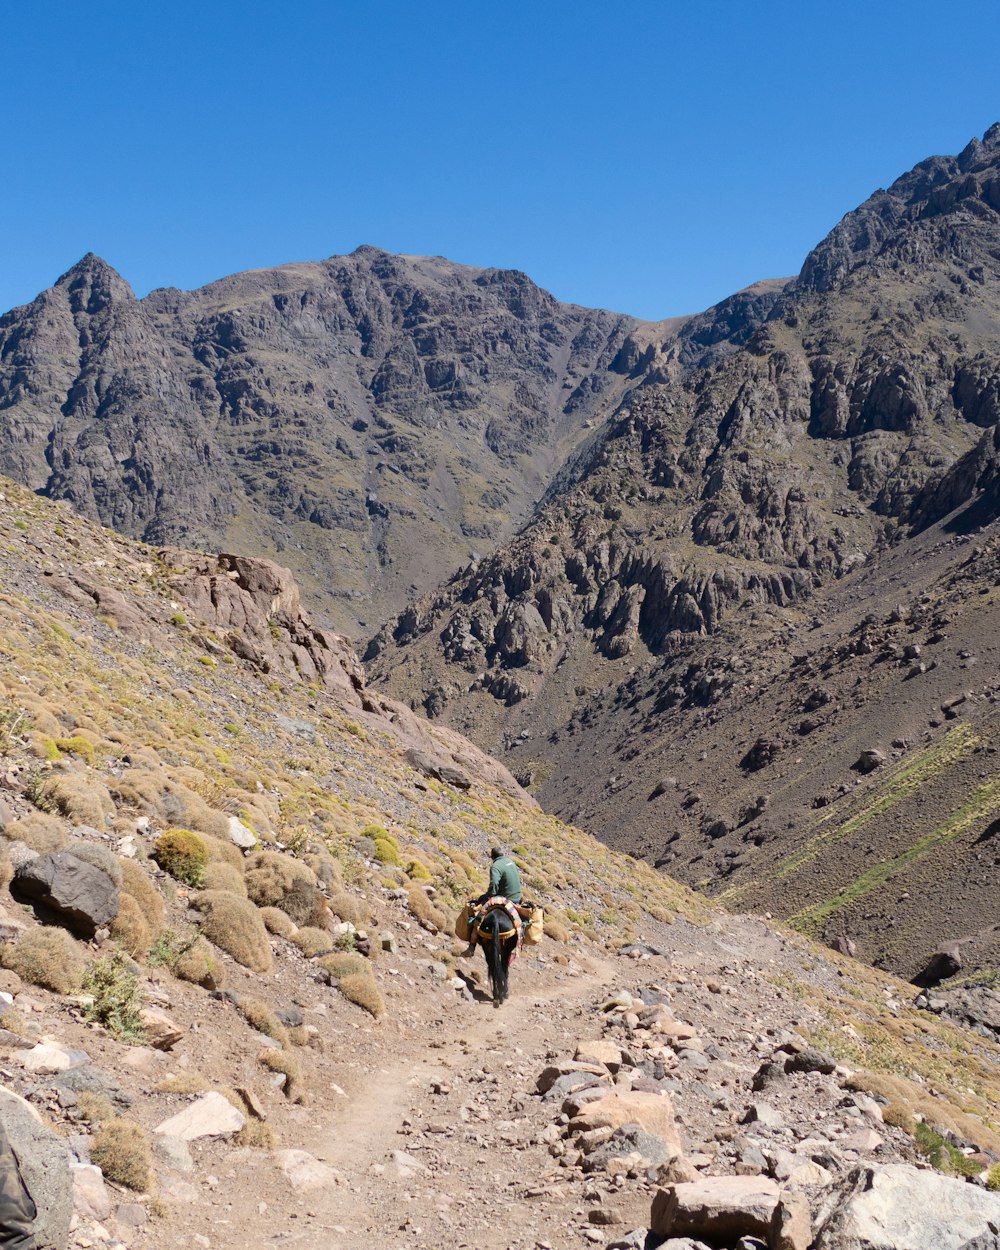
298, 949, 622, 1250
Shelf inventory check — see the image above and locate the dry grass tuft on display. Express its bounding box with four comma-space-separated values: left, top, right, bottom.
291, 926, 333, 957
1, 926, 85, 993
191, 890, 272, 973
155, 1072, 210, 1095
110, 894, 152, 959
258, 1048, 304, 1103
304, 851, 341, 890
244, 851, 324, 925
172, 935, 227, 990
317, 951, 371, 980
32, 772, 114, 827
234, 1119, 276, 1149
259, 907, 297, 938
200, 834, 245, 871
77, 1092, 115, 1124
328, 892, 368, 928
338, 972, 385, 1019
202, 861, 247, 896
405, 881, 447, 931
236, 996, 288, 1045
4, 811, 68, 853
543, 918, 570, 942
845, 1068, 1000, 1155
153, 828, 210, 887
119, 859, 164, 934
89, 1118, 152, 1191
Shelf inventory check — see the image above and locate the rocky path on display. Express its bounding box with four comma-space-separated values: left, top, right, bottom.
25, 908, 1000, 1250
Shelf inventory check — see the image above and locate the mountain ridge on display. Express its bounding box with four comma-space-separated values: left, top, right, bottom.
0, 246, 645, 637
366, 127, 1000, 980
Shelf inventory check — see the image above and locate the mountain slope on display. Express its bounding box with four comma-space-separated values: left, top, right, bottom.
5, 476, 1000, 1250
368, 127, 1000, 977
0, 247, 642, 636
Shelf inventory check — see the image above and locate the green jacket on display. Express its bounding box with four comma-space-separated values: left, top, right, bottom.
488, 855, 522, 903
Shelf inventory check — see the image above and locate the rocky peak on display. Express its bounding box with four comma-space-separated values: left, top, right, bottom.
795, 124, 1000, 294
53, 253, 135, 314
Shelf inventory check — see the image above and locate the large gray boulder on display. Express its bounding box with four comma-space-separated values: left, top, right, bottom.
813, 1164, 1000, 1250
0, 1085, 73, 1249
11, 852, 119, 937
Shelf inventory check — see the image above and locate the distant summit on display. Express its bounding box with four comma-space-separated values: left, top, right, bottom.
0, 247, 639, 635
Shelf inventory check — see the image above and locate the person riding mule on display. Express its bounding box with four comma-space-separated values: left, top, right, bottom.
470, 895, 522, 1007
475, 846, 521, 906
458, 848, 533, 1006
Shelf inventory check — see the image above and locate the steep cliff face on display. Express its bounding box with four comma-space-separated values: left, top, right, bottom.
0, 247, 640, 636
371, 127, 1000, 713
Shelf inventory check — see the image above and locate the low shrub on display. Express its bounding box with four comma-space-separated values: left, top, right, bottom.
191, 890, 272, 973
153, 829, 210, 887
4, 811, 68, 853
110, 894, 151, 959
338, 972, 385, 1019
236, 995, 289, 1045
1, 927, 85, 993
89, 1119, 152, 1191
202, 861, 247, 896
82, 954, 146, 1043
119, 860, 164, 934
291, 926, 333, 957
259, 1048, 304, 1103
259, 907, 297, 938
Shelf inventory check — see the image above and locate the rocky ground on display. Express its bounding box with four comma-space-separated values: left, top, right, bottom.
6, 887, 1000, 1250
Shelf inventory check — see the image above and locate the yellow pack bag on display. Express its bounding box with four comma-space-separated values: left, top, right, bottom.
525, 906, 544, 945
455, 902, 472, 942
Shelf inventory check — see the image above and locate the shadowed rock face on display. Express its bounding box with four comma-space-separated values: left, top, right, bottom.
0, 247, 640, 637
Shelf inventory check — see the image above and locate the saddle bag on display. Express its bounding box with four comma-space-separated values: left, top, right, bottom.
517, 903, 544, 945
455, 902, 472, 942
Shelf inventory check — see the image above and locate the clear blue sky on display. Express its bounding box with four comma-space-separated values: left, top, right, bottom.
4, 0, 1000, 320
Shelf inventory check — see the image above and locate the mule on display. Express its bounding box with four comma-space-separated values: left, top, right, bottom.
475, 904, 518, 1007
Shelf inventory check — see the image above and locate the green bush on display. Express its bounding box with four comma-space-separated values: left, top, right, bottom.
153, 828, 210, 887
83, 954, 146, 1043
